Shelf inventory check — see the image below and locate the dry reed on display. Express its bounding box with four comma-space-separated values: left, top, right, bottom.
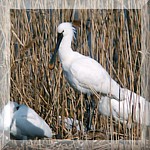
10, 9, 145, 142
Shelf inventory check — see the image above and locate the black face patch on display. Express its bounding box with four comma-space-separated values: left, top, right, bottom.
58, 30, 64, 37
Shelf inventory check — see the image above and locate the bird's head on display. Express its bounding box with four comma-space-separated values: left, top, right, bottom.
49, 22, 76, 70
57, 22, 75, 37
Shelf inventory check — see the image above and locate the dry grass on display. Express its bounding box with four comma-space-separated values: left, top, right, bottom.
10, 9, 144, 141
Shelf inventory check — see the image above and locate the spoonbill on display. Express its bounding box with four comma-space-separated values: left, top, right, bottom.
98, 96, 150, 126
49, 22, 146, 130
0, 101, 52, 140
49, 22, 123, 100
49, 22, 123, 129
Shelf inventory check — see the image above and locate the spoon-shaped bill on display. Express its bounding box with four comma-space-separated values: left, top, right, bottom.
49, 32, 63, 70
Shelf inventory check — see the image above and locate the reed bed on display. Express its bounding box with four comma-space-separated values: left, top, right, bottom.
10, 9, 143, 141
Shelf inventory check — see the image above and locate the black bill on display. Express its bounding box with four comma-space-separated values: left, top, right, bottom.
49, 31, 64, 70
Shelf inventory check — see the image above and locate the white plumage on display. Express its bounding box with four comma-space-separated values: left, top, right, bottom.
52, 22, 123, 100
50, 22, 149, 131
51, 22, 144, 102
59, 116, 84, 131
0, 101, 18, 131
98, 96, 150, 126
0, 101, 52, 140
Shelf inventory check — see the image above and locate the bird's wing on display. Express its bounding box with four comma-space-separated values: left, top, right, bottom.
13, 106, 51, 138
98, 96, 111, 116
71, 57, 104, 86
70, 56, 117, 95
20, 117, 46, 136
111, 99, 130, 122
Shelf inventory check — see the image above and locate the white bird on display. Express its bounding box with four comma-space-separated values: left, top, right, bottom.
49, 22, 147, 129
98, 96, 150, 126
59, 116, 85, 131
0, 101, 52, 140
49, 22, 124, 100
50, 22, 141, 102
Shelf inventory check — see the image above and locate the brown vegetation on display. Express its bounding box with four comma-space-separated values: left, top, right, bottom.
10, 9, 142, 140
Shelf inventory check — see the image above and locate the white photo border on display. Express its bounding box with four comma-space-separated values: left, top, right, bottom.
0, 0, 149, 149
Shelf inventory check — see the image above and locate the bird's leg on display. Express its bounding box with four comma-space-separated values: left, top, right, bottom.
85, 97, 91, 131
88, 95, 96, 130
85, 94, 96, 131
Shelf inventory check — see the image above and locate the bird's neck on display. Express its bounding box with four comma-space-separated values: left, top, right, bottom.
58, 35, 74, 63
